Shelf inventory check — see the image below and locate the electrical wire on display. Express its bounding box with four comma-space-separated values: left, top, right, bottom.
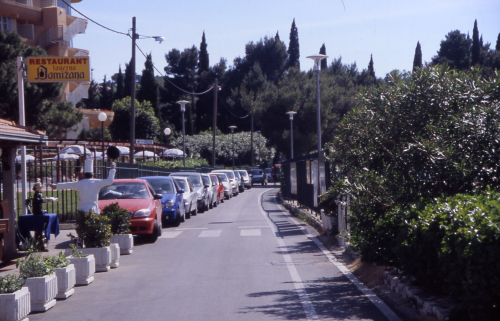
217, 93, 250, 119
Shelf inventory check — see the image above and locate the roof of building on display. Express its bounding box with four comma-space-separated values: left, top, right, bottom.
0, 118, 47, 144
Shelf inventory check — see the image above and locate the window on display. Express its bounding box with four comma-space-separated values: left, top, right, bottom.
1, 16, 13, 32
57, 0, 71, 15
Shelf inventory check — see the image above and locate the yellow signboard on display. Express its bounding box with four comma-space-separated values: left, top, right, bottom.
27, 56, 90, 82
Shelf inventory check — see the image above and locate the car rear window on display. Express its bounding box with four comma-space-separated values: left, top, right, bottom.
216, 174, 228, 182
147, 179, 174, 194
99, 182, 150, 200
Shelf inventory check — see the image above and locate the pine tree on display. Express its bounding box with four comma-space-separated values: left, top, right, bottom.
319, 44, 327, 70
368, 54, 375, 78
287, 18, 300, 69
137, 54, 159, 118
496, 33, 500, 51
472, 19, 481, 66
198, 31, 209, 74
123, 58, 135, 98
99, 75, 113, 110
115, 65, 124, 100
413, 41, 423, 72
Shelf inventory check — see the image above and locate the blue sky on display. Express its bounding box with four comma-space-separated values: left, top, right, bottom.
72, 0, 500, 83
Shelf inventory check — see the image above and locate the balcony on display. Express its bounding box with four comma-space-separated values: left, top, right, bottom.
0, 0, 42, 23
36, 17, 86, 48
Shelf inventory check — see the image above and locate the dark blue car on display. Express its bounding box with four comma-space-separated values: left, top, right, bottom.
137, 176, 185, 226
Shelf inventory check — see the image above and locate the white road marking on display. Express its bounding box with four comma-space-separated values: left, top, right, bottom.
198, 230, 222, 238
160, 231, 183, 239
240, 229, 261, 236
238, 226, 271, 229
273, 194, 402, 321
258, 191, 319, 321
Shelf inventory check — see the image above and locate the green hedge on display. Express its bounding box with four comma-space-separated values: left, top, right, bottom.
363, 191, 500, 320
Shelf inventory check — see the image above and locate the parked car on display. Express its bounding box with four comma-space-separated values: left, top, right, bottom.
234, 171, 245, 193
236, 170, 252, 189
170, 172, 210, 212
212, 170, 238, 196
213, 172, 232, 199
137, 176, 185, 227
249, 169, 268, 186
201, 173, 218, 209
171, 176, 197, 218
98, 179, 162, 243
210, 174, 225, 204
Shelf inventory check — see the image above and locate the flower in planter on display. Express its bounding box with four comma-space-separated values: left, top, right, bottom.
102, 203, 130, 235
16, 250, 55, 279
44, 251, 70, 269
74, 210, 112, 248
0, 274, 25, 294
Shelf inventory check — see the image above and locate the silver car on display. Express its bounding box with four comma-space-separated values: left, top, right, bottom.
172, 177, 197, 217
236, 170, 252, 189
201, 173, 218, 209
212, 170, 238, 196
213, 172, 232, 200
170, 172, 210, 212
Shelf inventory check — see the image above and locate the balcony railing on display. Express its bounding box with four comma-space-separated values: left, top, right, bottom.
64, 82, 89, 106
35, 17, 86, 48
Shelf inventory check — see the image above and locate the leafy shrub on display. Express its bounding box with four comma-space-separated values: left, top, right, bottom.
16, 250, 54, 278
44, 251, 70, 269
102, 203, 130, 235
400, 190, 500, 320
68, 244, 86, 258
0, 274, 25, 293
75, 210, 112, 248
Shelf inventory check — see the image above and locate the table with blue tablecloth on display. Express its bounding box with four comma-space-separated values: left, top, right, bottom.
18, 213, 60, 241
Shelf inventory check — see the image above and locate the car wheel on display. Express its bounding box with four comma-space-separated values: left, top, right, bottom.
185, 207, 191, 219
192, 205, 197, 216
143, 220, 160, 243
205, 200, 210, 212
172, 212, 182, 227
209, 198, 214, 209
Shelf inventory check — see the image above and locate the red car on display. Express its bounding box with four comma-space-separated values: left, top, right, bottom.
98, 179, 163, 243
210, 174, 225, 204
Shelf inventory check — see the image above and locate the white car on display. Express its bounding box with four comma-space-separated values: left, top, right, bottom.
201, 173, 218, 209
212, 170, 238, 196
213, 172, 232, 199
172, 177, 198, 217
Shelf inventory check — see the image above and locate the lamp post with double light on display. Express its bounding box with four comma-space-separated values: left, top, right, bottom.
286, 111, 297, 159
229, 126, 237, 170
176, 100, 189, 167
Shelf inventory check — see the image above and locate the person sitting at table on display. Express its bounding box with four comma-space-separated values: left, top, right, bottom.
32, 181, 47, 215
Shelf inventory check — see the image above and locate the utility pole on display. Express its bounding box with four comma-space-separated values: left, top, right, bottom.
129, 17, 136, 164
212, 78, 218, 166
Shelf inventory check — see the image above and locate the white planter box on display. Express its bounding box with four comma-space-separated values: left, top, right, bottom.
54, 264, 76, 300
110, 234, 133, 255
0, 286, 30, 321
78, 247, 111, 272
110, 243, 120, 268
25, 273, 57, 312
65, 253, 95, 286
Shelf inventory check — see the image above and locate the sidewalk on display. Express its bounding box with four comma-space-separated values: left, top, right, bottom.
0, 228, 76, 278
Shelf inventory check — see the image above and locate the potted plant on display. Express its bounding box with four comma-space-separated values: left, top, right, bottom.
103, 202, 133, 256
67, 210, 113, 272
44, 252, 75, 300
0, 274, 30, 321
64, 244, 95, 286
15, 251, 57, 312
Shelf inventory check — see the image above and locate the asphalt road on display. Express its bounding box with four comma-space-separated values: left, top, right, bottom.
29, 185, 400, 321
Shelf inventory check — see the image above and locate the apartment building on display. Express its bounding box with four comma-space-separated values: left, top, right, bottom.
0, 0, 89, 107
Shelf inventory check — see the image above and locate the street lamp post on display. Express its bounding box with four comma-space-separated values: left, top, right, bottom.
163, 127, 171, 162
256, 130, 261, 165
98, 112, 107, 160
286, 111, 297, 159
307, 54, 328, 198
177, 100, 190, 167
229, 126, 237, 170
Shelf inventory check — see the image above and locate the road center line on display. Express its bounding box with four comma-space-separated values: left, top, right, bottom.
258, 191, 319, 321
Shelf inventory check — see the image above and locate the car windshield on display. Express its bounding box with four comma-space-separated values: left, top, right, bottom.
224, 172, 235, 180
216, 174, 228, 182
249, 169, 263, 175
99, 182, 149, 200
238, 171, 248, 178
202, 176, 211, 186
185, 176, 202, 187
174, 179, 189, 192
146, 179, 174, 194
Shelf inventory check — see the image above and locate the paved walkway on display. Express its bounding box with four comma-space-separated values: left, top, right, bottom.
0, 229, 76, 277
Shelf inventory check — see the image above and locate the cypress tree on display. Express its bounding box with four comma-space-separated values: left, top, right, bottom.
114, 65, 124, 100
99, 75, 113, 110
287, 18, 300, 69
123, 58, 134, 98
496, 33, 500, 51
319, 43, 327, 70
198, 31, 209, 73
368, 54, 375, 78
413, 41, 423, 72
472, 19, 480, 66
137, 54, 159, 118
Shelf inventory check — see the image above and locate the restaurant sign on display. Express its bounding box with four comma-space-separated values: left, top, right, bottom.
27, 56, 90, 82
